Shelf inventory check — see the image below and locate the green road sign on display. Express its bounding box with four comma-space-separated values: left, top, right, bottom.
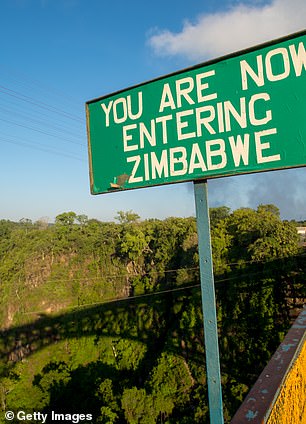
86, 30, 306, 195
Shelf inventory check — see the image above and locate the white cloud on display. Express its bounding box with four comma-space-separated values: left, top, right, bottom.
146, 0, 306, 219
148, 0, 306, 61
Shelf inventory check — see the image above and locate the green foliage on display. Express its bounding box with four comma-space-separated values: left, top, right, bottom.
0, 206, 305, 423
96, 379, 119, 423
210, 206, 231, 227
115, 210, 140, 224
149, 352, 194, 409
105, 338, 147, 371
226, 206, 299, 263
211, 220, 232, 275
122, 387, 155, 424
55, 211, 77, 226
118, 226, 149, 261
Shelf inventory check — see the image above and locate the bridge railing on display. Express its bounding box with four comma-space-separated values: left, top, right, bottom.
231, 307, 306, 424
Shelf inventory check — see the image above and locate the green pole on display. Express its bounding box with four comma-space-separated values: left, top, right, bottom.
194, 180, 224, 424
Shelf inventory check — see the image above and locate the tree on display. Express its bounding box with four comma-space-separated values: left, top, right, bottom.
96, 379, 119, 423
19, 218, 33, 226
211, 220, 232, 274
210, 206, 231, 227
257, 203, 280, 217
115, 210, 140, 225
118, 227, 149, 262
35, 217, 49, 230
226, 205, 299, 263
55, 212, 77, 226
76, 214, 88, 226
121, 387, 155, 424
149, 353, 194, 417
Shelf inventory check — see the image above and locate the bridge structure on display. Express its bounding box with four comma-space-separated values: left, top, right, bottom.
231, 307, 306, 424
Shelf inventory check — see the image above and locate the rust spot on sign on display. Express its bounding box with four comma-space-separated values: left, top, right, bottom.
109, 174, 130, 190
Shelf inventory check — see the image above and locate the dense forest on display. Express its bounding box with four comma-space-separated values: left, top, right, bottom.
0, 205, 305, 423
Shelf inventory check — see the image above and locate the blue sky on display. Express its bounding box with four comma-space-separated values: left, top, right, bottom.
0, 0, 306, 222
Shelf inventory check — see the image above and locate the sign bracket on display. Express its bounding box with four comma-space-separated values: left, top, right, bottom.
194, 180, 224, 424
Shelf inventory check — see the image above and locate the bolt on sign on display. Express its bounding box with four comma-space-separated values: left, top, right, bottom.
86, 30, 306, 195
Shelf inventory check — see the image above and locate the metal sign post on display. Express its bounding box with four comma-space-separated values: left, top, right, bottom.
194, 180, 224, 424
